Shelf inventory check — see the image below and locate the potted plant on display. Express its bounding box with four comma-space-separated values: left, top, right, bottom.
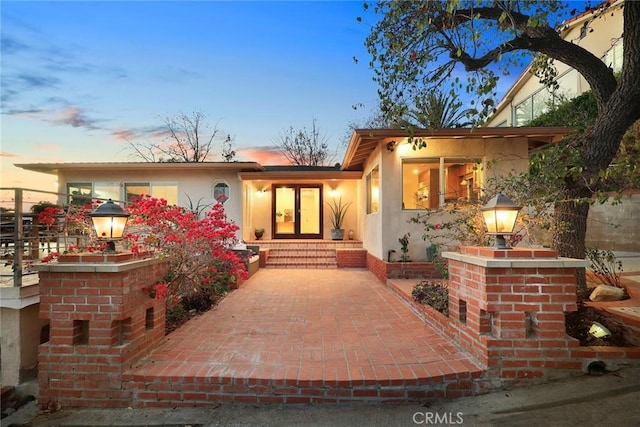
327, 197, 351, 240
254, 228, 265, 240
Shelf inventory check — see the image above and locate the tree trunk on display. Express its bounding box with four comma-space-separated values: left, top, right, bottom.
552, 187, 591, 298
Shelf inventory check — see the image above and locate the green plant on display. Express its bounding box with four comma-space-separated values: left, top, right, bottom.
327, 197, 351, 230
412, 280, 448, 316
586, 248, 623, 288
398, 233, 410, 261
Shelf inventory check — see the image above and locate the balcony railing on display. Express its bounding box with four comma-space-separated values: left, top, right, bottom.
0, 187, 88, 287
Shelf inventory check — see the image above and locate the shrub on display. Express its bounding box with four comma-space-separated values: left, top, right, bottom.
586, 248, 623, 288
412, 280, 449, 316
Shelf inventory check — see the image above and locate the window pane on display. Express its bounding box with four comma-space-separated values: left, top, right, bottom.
151, 184, 178, 205
443, 159, 482, 204
532, 90, 551, 120
402, 160, 439, 209
366, 166, 379, 214
212, 182, 229, 204
125, 183, 150, 203
93, 183, 120, 202
67, 183, 92, 206
514, 98, 532, 126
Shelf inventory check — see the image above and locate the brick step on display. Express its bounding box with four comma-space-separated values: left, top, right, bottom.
244, 240, 362, 268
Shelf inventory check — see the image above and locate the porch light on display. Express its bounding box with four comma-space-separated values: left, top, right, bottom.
386, 140, 397, 152
481, 193, 521, 250
256, 189, 265, 197
89, 199, 130, 253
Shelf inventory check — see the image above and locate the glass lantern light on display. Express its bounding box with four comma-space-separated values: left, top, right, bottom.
89, 199, 130, 253
481, 193, 521, 250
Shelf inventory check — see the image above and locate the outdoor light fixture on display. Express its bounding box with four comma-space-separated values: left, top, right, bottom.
481, 193, 521, 250
589, 322, 611, 339
89, 199, 130, 253
256, 189, 265, 197
386, 140, 397, 152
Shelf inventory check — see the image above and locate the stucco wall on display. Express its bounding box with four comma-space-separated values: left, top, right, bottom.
58, 168, 243, 236
363, 137, 529, 261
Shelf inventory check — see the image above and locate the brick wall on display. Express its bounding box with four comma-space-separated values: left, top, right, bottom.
336, 248, 367, 268
35, 254, 167, 408
443, 247, 585, 385
367, 253, 439, 281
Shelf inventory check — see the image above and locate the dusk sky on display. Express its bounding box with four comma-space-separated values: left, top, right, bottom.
1, 0, 382, 192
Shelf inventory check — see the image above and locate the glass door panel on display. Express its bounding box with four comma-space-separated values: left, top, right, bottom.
300, 187, 320, 235
275, 187, 295, 235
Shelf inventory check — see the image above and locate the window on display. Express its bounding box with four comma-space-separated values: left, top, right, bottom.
402, 158, 482, 210
513, 70, 578, 126
366, 166, 379, 214
125, 182, 178, 205
212, 181, 230, 204
67, 183, 93, 206
93, 183, 120, 202
603, 38, 623, 72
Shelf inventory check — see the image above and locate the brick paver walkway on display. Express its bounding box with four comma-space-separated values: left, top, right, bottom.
125, 269, 484, 404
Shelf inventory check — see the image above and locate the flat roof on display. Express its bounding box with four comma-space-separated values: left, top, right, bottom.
342, 126, 573, 171
15, 161, 264, 175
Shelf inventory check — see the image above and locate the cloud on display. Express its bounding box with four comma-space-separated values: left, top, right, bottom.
12, 107, 100, 130
0, 35, 29, 55
0, 152, 19, 158
238, 146, 290, 165
51, 107, 97, 128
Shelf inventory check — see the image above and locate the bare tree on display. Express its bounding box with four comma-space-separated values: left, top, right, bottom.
275, 119, 336, 166
127, 110, 236, 162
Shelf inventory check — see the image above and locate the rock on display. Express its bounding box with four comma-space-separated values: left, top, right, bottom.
589, 284, 626, 302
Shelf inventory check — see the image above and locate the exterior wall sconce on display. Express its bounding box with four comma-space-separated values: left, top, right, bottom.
330, 188, 339, 197
481, 193, 521, 250
386, 140, 397, 152
256, 189, 266, 197
89, 199, 130, 253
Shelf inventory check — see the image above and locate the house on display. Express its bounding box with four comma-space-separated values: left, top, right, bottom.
16, 126, 569, 273
484, 0, 639, 251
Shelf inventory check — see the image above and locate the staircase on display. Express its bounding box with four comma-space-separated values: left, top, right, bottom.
244, 240, 363, 269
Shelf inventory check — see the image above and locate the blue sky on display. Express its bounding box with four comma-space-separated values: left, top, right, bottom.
1, 0, 381, 190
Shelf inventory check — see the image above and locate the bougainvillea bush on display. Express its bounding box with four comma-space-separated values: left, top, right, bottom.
40, 195, 247, 316
124, 195, 247, 304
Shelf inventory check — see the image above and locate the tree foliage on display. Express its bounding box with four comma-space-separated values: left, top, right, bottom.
363, 0, 640, 293
275, 118, 336, 166
127, 110, 236, 163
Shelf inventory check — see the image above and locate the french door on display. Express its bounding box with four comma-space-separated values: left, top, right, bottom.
272, 184, 323, 239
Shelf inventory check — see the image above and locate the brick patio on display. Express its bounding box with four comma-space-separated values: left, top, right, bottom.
124, 269, 484, 405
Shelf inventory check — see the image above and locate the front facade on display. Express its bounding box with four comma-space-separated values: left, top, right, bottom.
17, 127, 569, 265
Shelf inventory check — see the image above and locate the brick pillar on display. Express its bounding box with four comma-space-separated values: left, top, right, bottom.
34, 253, 167, 408
442, 247, 587, 385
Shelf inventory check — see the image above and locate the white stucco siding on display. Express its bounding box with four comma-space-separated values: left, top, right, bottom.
370, 137, 528, 261
361, 147, 383, 259
58, 168, 244, 235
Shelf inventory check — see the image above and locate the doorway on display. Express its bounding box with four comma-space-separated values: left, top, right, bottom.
272, 184, 322, 239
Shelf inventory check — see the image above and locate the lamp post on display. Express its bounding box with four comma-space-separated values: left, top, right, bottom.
89, 199, 130, 253
481, 193, 521, 250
